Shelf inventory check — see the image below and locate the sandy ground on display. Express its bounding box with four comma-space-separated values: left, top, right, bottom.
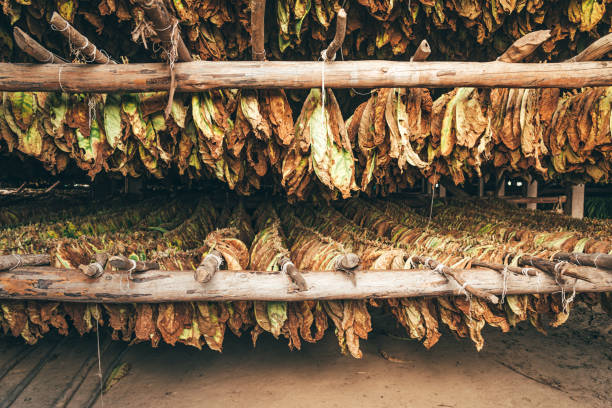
0, 303, 610, 408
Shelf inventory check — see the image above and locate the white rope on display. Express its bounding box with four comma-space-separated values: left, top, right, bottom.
500, 266, 509, 304
593, 253, 602, 269
406, 255, 417, 269
562, 278, 577, 314
281, 260, 294, 274
203, 253, 223, 269
91, 262, 104, 277
58, 65, 66, 93
8, 254, 23, 271
433, 263, 446, 274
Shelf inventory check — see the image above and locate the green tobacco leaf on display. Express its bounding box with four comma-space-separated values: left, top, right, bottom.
104, 94, 123, 149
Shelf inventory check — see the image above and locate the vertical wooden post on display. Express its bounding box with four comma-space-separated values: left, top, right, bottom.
571, 184, 585, 219
527, 180, 538, 210
478, 178, 484, 197
439, 184, 446, 198
497, 177, 506, 197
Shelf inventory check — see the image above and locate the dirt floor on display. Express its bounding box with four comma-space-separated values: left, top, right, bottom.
0, 303, 610, 408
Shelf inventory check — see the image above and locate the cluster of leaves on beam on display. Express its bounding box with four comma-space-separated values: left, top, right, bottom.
1, 193, 610, 355
1, 84, 611, 200
3, 0, 612, 64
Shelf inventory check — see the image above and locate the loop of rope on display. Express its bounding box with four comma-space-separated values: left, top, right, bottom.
281, 260, 294, 275
204, 253, 224, 269
433, 263, 446, 274
500, 266, 509, 304
8, 254, 23, 271
593, 253, 602, 269
91, 262, 104, 276
58, 65, 66, 93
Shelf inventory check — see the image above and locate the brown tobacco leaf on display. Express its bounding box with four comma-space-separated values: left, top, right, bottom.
134, 304, 158, 344
157, 303, 190, 346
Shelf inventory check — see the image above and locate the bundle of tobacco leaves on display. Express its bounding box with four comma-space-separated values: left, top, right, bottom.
0, 192, 610, 354
4, 0, 612, 65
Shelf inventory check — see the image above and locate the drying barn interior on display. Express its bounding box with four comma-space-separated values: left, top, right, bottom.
0, 0, 611, 407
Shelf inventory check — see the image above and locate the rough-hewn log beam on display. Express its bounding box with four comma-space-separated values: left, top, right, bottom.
323, 8, 347, 61
135, 0, 192, 62
13, 27, 67, 63
0, 254, 50, 271
497, 30, 551, 63
250, 0, 266, 61
4, 61, 612, 92
567, 32, 612, 62
1, 266, 609, 303
49, 12, 115, 64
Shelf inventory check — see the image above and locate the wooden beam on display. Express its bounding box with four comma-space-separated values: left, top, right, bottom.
497, 30, 551, 63
553, 252, 612, 270
49, 12, 115, 64
410, 40, 431, 62
567, 32, 612, 62
135, 0, 192, 62
13, 27, 67, 63
502, 195, 567, 204
323, 8, 347, 61
5, 61, 612, 92
0, 254, 50, 271
250, 0, 266, 61
1, 266, 609, 303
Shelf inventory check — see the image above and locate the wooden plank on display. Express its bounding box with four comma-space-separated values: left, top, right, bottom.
502, 196, 567, 204
4, 61, 612, 92
0, 266, 609, 303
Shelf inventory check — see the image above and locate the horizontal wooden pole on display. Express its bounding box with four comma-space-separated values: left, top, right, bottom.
503, 196, 567, 204
3, 61, 612, 92
1, 266, 610, 303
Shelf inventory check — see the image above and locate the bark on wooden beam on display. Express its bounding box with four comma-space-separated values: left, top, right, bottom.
0, 254, 50, 271
250, 0, 266, 61
135, 0, 192, 62
1, 266, 609, 303
497, 30, 551, 63
553, 252, 612, 271
567, 32, 612, 62
410, 40, 431, 62
323, 8, 347, 61
49, 12, 115, 64
502, 195, 567, 204
13, 27, 67, 63
5, 60, 612, 92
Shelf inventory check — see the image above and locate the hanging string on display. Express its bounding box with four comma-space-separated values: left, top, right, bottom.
95, 318, 105, 408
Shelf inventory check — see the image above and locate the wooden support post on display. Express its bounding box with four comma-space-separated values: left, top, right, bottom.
571, 184, 585, 219
323, 8, 347, 60
527, 179, 538, 210
49, 12, 115, 64
497, 177, 506, 197
13, 27, 67, 63
478, 178, 485, 197
439, 184, 446, 198
2, 266, 609, 302
6, 61, 612, 92
250, 0, 266, 61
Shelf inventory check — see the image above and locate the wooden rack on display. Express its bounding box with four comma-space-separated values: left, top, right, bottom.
1, 265, 609, 303
3, 60, 612, 92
